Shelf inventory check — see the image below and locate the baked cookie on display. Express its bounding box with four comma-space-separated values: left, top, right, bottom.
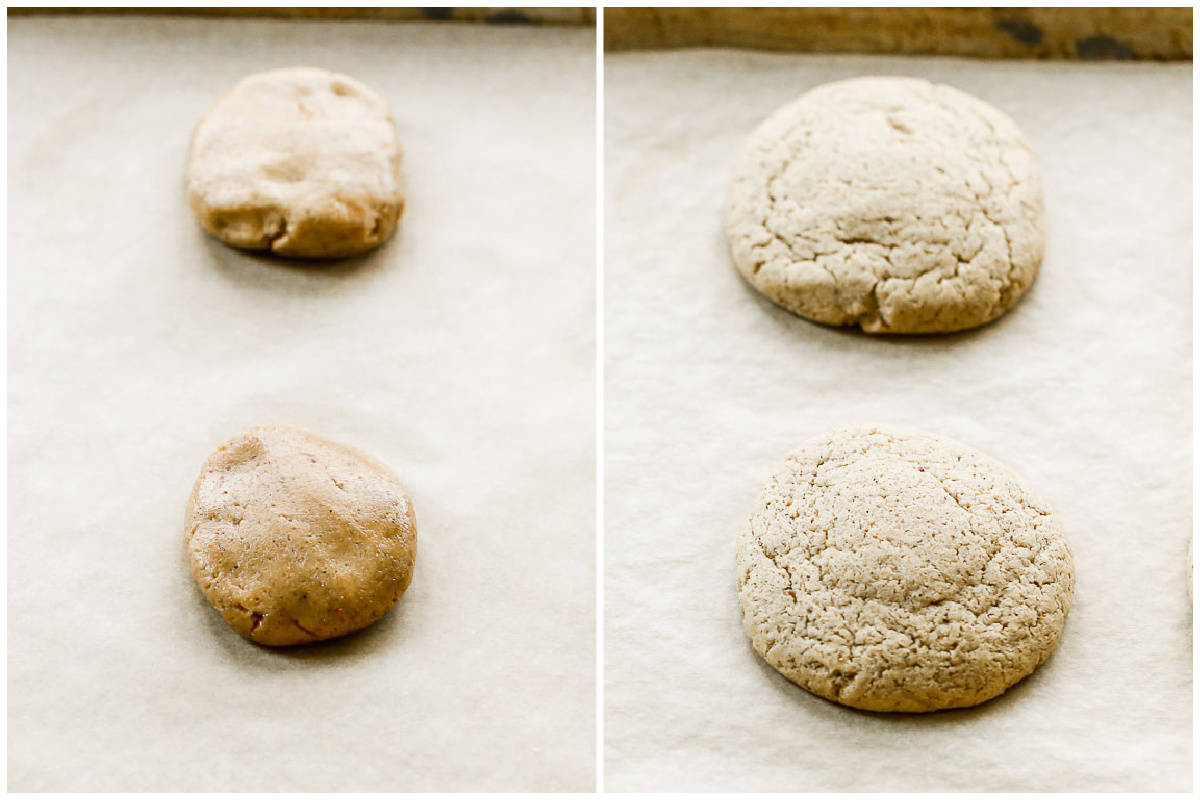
736, 424, 1074, 712
186, 424, 417, 646
725, 77, 1043, 334
187, 67, 404, 258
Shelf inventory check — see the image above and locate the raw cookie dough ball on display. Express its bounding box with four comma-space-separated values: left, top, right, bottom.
736, 424, 1074, 712
187, 67, 404, 258
725, 77, 1044, 334
186, 424, 417, 646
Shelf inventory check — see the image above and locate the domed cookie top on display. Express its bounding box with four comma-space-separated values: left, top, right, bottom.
736, 424, 1074, 712
186, 424, 417, 646
725, 77, 1043, 334
187, 67, 404, 258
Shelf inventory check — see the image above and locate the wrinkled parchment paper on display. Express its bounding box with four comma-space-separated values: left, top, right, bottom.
604, 50, 1191, 792
9, 16, 595, 792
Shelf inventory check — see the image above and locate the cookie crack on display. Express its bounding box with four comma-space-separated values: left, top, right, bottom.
291, 617, 320, 638
265, 215, 290, 250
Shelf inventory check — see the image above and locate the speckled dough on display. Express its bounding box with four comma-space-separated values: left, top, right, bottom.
186, 424, 417, 646
736, 424, 1074, 712
725, 77, 1044, 333
187, 67, 404, 258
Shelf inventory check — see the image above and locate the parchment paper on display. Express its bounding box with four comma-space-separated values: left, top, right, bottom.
604, 50, 1191, 792
8, 17, 595, 792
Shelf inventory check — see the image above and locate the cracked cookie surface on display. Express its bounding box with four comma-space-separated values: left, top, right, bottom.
187, 67, 404, 258
736, 424, 1073, 712
186, 424, 417, 646
725, 77, 1043, 333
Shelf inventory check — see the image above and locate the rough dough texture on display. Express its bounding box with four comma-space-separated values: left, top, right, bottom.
725, 76, 1044, 334
187, 67, 404, 258
736, 424, 1074, 712
186, 424, 417, 646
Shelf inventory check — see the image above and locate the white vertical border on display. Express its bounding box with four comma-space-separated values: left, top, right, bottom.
594, 4, 605, 793
0, 6, 9, 789
1192, 5, 1198, 795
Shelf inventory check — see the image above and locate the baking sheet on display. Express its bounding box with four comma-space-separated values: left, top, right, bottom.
8, 16, 595, 792
604, 50, 1191, 792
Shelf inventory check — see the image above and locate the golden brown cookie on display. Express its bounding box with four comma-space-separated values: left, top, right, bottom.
186, 424, 417, 646
187, 67, 404, 258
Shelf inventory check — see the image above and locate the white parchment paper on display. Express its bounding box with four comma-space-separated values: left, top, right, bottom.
604, 50, 1191, 792
8, 16, 595, 792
